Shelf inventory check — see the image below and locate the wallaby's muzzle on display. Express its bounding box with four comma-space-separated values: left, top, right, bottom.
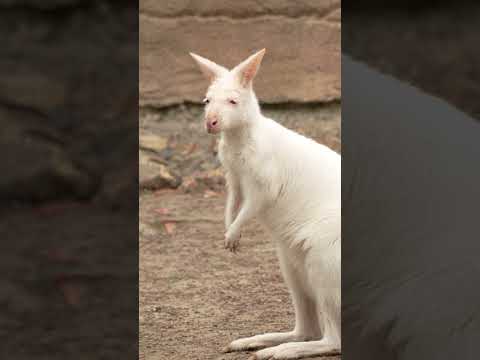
205, 115, 220, 134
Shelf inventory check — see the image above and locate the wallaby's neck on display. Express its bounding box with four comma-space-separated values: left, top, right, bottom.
222, 107, 262, 149
222, 125, 252, 149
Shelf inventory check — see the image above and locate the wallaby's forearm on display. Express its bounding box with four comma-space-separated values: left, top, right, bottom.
225, 198, 260, 240
225, 176, 242, 230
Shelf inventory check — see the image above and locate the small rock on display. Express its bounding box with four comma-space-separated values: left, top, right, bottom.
158, 147, 174, 161
179, 176, 198, 193
140, 153, 181, 190
139, 134, 168, 153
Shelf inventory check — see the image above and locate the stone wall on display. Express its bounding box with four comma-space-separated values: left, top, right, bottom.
140, 0, 341, 107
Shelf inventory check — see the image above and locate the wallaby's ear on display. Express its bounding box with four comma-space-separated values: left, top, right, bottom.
232, 49, 266, 88
189, 52, 228, 83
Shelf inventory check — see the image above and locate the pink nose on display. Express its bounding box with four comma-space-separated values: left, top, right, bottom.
206, 117, 219, 132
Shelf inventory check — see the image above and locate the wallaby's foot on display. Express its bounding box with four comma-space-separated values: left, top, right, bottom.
224, 232, 241, 253
249, 339, 340, 360
223, 331, 310, 353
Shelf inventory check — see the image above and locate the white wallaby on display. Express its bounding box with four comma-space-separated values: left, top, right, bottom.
190, 49, 341, 360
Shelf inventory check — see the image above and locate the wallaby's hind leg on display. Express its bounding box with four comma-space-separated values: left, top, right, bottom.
223, 331, 307, 353
250, 338, 340, 360
223, 292, 318, 353
224, 244, 321, 353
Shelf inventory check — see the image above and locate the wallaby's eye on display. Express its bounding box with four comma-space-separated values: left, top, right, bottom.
203, 98, 210, 105
229, 99, 238, 105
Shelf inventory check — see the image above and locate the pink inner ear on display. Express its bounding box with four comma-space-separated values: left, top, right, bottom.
241, 64, 257, 87
244, 66, 256, 82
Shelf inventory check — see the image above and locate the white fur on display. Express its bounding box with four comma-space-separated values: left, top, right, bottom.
190, 49, 341, 359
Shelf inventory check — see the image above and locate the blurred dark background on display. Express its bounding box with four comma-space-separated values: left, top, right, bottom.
0, 1, 138, 359
0, 0, 138, 206
343, 2, 480, 120
342, 2, 480, 360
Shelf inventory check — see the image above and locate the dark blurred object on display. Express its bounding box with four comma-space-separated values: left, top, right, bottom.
0, 0, 135, 10
343, 4, 480, 359
342, 52, 480, 360
343, 1, 474, 11
343, 3, 480, 120
0, 0, 138, 208
0, 1, 138, 359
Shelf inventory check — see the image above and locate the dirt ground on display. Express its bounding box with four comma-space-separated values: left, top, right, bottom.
139, 103, 341, 360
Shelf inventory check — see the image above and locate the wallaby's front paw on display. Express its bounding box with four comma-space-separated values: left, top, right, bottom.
224, 232, 241, 253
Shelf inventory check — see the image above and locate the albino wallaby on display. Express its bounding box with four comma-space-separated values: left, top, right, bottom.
190, 49, 341, 360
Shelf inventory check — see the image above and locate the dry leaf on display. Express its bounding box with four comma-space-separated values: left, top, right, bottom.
183, 143, 198, 155
203, 190, 218, 198
154, 208, 169, 215
153, 188, 177, 196
164, 222, 176, 234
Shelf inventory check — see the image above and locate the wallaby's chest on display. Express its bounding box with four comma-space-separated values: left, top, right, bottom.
218, 140, 269, 187
218, 145, 252, 173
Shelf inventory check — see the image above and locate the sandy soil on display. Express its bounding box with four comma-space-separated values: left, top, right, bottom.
140, 191, 341, 360
139, 104, 341, 360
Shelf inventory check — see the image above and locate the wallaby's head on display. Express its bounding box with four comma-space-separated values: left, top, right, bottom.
190, 49, 266, 134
